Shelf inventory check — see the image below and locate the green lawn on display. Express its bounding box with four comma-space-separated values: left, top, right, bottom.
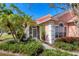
0, 33, 13, 41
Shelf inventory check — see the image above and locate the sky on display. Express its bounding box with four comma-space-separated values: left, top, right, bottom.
6, 3, 70, 20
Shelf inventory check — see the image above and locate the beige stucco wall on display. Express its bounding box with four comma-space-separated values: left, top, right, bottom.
67, 23, 79, 37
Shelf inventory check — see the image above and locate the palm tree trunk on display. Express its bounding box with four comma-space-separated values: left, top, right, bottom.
8, 26, 17, 42
24, 25, 30, 40
0, 31, 3, 37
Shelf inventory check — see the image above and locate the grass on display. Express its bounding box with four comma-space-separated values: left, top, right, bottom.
0, 33, 13, 41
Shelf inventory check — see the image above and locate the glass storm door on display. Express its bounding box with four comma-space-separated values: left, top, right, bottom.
32, 27, 37, 38
55, 26, 59, 38
33, 28, 37, 38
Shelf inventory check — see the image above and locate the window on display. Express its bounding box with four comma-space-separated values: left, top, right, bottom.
55, 26, 59, 38
59, 23, 64, 27
55, 23, 66, 38
64, 27, 66, 37
59, 23, 64, 37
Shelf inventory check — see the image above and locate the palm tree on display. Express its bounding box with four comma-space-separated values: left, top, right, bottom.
21, 15, 36, 41
0, 3, 37, 42
0, 3, 21, 42
0, 14, 17, 41
69, 4, 79, 28
10, 4, 25, 15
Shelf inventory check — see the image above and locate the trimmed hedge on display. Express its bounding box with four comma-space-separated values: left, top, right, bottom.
58, 37, 79, 43
54, 38, 79, 51
0, 39, 43, 56
41, 49, 74, 56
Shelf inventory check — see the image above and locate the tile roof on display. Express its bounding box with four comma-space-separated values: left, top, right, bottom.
36, 14, 52, 24
55, 10, 76, 22
36, 9, 77, 24
67, 16, 78, 23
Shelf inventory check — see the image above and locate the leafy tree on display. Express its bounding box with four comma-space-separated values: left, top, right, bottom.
49, 3, 79, 27
49, 3, 79, 36
0, 3, 35, 42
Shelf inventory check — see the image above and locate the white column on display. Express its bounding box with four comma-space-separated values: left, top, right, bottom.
39, 26, 42, 40
48, 24, 52, 44
45, 23, 55, 44
51, 24, 55, 44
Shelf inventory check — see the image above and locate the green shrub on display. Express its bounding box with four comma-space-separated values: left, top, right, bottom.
0, 43, 9, 51
54, 40, 79, 51
54, 41, 72, 50
0, 39, 43, 56
22, 41, 43, 55
9, 43, 21, 53
58, 37, 79, 43
41, 49, 73, 56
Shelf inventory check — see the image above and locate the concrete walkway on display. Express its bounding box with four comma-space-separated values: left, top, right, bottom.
42, 42, 79, 56
42, 43, 55, 49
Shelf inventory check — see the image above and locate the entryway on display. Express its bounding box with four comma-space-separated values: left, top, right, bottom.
32, 26, 40, 39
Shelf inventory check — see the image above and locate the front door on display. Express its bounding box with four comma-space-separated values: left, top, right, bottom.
55, 26, 59, 38
32, 26, 39, 39
33, 28, 37, 38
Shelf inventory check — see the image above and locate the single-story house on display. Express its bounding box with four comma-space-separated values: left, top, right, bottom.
26, 9, 79, 44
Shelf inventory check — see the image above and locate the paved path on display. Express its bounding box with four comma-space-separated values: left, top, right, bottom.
0, 50, 23, 56
42, 42, 79, 56
42, 43, 55, 49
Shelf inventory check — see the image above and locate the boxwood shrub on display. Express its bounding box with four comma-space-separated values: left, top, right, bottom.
41, 49, 74, 56
0, 39, 43, 56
